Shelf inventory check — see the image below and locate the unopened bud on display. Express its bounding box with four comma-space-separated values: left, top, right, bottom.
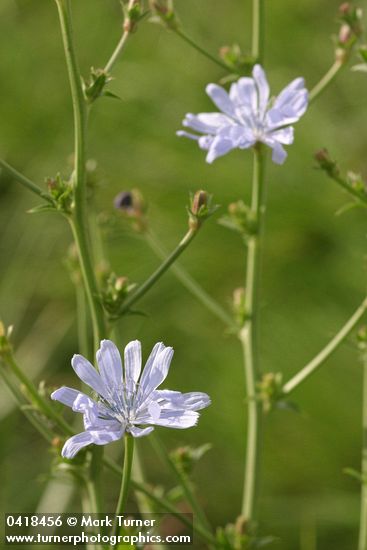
314, 148, 340, 177
339, 2, 351, 16
115, 276, 129, 292
188, 190, 217, 230
339, 23, 353, 45
191, 190, 209, 215
149, 0, 179, 30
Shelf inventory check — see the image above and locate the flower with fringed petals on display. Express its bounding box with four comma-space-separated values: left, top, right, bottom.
51, 340, 211, 459
177, 64, 308, 165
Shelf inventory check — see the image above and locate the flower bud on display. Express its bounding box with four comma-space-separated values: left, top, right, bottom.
339, 2, 351, 16
149, 0, 179, 30
124, 0, 142, 33
45, 173, 73, 214
314, 148, 340, 178
170, 443, 211, 475
83, 68, 111, 104
218, 200, 257, 239
188, 190, 218, 231
256, 372, 284, 413
219, 43, 255, 73
339, 23, 353, 45
101, 271, 136, 319
190, 190, 208, 215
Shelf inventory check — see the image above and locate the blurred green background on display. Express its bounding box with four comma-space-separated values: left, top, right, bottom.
1, 0, 367, 548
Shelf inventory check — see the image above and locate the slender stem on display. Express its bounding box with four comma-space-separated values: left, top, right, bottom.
240, 146, 266, 522
282, 298, 367, 395
56, 0, 107, 523
252, 0, 265, 63
113, 434, 135, 537
104, 32, 130, 74
146, 231, 236, 329
104, 0, 138, 74
150, 434, 212, 534
103, 457, 216, 545
328, 173, 367, 205
359, 354, 367, 550
173, 28, 233, 72
0, 158, 54, 204
76, 284, 91, 358
119, 227, 198, 315
56, 0, 106, 349
309, 61, 344, 104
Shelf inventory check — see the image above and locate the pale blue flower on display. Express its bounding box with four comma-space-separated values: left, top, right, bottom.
177, 64, 308, 165
51, 340, 210, 459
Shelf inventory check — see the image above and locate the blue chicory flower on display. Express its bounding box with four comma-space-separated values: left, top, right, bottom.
51, 340, 211, 459
177, 64, 308, 165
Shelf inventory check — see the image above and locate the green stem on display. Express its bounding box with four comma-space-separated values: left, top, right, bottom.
240, 146, 266, 522
104, 32, 130, 74
309, 61, 344, 104
119, 227, 198, 315
56, 0, 106, 350
330, 173, 367, 205
173, 28, 233, 73
282, 298, 367, 396
113, 434, 135, 538
146, 231, 235, 329
103, 457, 216, 545
56, 0, 107, 523
252, 0, 265, 63
0, 158, 54, 204
76, 284, 91, 359
359, 354, 367, 550
150, 434, 212, 534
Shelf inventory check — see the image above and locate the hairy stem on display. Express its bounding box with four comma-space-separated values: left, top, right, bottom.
240, 146, 266, 522
146, 231, 235, 329
282, 298, 367, 395
119, 227, 198, 315
359, 354, 367, 550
